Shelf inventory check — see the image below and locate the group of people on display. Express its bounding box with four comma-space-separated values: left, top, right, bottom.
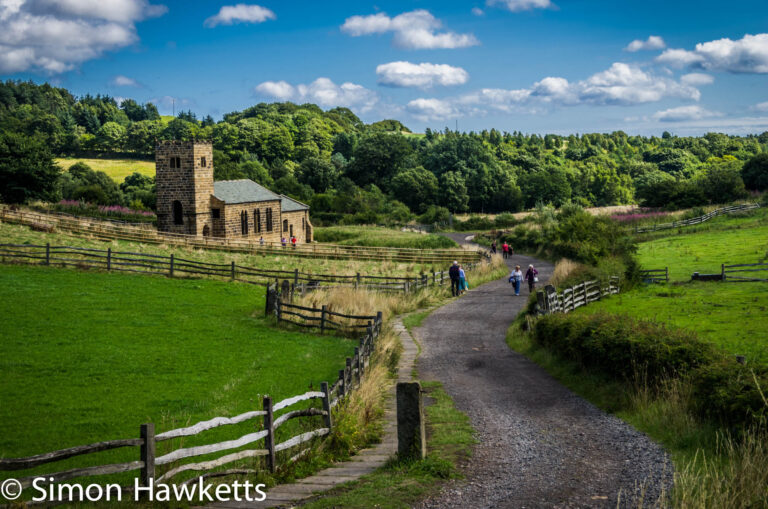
489, 241, 514, 259
509, 264, 538, 296
258, 236, 298, 247
448, 261, 469, 296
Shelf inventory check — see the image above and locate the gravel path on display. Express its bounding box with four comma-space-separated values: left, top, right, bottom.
414, 253, 671, 508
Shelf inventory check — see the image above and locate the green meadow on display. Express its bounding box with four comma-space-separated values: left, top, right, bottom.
55, 157, 155, 182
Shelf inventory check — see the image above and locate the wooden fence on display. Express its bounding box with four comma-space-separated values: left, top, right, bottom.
536, 277, 620, 315
0, 312, 383, 505
632, 203, 760, 234
0, 207, 482, 265
721, 262, 768, 282
639, 267, 668, 283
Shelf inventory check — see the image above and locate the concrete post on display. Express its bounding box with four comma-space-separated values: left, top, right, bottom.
396, 382, 426, 461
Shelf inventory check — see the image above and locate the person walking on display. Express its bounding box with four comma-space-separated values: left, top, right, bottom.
510, 265, 523, 296
491, 241, 497, 254
290, 235, 297, 247
459, 265, 468, 294
449, 261, 461, 296
502, 242, 509, 259
525, 264, 539, 293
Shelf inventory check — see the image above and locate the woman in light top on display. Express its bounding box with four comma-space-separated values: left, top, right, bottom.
510, 265, 523, 296
458, 265, 468, 294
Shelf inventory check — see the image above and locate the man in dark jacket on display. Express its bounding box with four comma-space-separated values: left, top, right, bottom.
449, 261, 461, 296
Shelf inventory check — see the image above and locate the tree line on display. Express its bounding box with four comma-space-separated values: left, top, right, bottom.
1, 80, 767, 224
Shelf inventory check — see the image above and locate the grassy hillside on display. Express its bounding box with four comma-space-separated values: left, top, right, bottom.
314, 226, 458, 249
0, 264, 354, 469
55, 156, 155, 182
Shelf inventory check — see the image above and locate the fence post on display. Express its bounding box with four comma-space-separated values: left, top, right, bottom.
665, 266, 669, 283
169, 254, 174, 277
231, 261, 236, 280
536, 290, 546, 314
140, 423, 155, 490
397, 382, 426, 460
346, 357, 352, 389
263, 396, 275, 473
354, 347, 360, 383
320, 305, 327, 333
294, 268, 299, 286
358, 337, 366, 377
45, 242, 50, 265
106, 248, 112, 270
356, 272, 361, 290
320, 381, 333, 431
432, 270, 436, 285
338, 369, 345, 398
276, 298, 282, 324
721, 264, 725, 281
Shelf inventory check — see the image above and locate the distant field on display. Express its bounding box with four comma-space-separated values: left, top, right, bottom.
0, 264, 355, 473
55, 157, 155, 182
314, 226, 458, 249
637, 208, 768, 280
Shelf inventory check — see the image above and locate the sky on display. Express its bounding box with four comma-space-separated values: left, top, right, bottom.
1, 0, 768, 136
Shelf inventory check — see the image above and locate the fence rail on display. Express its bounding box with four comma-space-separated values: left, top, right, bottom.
632, 203, 760, 234
1, 207, 482, 264
0, 309, 383, 504
0, 242, 487, 294
639, 267, 668, 283
537, 277, 620, 315
722, 262, 768, 282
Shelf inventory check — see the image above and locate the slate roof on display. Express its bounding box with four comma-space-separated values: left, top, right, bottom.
213, 180, 281, 204
279, 194, 310, 212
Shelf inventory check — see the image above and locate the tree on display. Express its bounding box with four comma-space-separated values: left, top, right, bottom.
518, 167, 572, 208
741, 153, 768, 191
346, 132, 416, 189
390, 167, 438, 213
0, 132, 61, 203
439, 171, 469, 212
697, 159, 747, 204
298, 157, 339, 192
96, 121, 126, 151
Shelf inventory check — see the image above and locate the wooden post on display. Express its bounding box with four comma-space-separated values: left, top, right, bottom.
354, 347, 360, 383
320, 382, 333, 430
346, 357, 352, 388
356, 272, 361, 290
263, 396, 275, 473
140, 423, 155, 489
665, 266, 669, 283
358, 337, 366, 377
45, 243, 50, 265
231, 261, 236, 280
294, 268, 299, 286
536, 290, 547, 315
432, 270, 436, 285
276, 298, 282, 324
106, 248, 112, 270
396, 382, 426, 460
169, 254, 174, 277
320, 305, 327, 333
338, 369, 346, 397
721, 263, 725, 281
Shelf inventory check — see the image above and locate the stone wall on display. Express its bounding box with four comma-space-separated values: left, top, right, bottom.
155, 140, 213, 236
281, 210, 312, 244
220, 200, 282, 242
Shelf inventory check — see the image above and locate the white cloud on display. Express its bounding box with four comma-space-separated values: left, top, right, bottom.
111, 75, 141, 87
625, 35, 666, 52
652, 105, 722, 122
680, 73, 714, 86
376, 61, 469, 88
751, 101, 768, 112
255, 77, 378, 112
0, 0, 165, 74
577, 62, 700, 105
341, 9, 479, 50
471, 7, 484, 16
406, 98, 458, 121
204, 4, 275, 28
486, 0, 553, 12
657, 33, 768, 73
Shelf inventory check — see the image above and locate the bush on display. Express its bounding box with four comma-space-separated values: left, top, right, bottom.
532, 313, 768, 428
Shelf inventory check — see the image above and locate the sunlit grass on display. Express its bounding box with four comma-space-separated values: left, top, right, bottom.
55, 157, 155, 182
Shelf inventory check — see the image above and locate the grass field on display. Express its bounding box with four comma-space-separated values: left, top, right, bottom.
55, 157, 155, 182
0, 264, 355, 476
314, 226, 458, 249
0, 221, 450, 277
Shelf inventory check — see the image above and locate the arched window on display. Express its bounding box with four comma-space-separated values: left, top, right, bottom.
241, 210, 249, 235
254, 209, 261, 233
301, 217, 305, 230
266, 208, 273, 231
283, 219, 288, 232
202, 224, 210, 237
172, 200, 183, 225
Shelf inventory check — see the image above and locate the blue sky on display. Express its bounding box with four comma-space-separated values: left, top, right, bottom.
1, 0, 767, 135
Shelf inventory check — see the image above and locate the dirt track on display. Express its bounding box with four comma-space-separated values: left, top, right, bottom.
414, 252, 670, 508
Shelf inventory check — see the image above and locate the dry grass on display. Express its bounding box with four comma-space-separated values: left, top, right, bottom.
549, 258, 587, 287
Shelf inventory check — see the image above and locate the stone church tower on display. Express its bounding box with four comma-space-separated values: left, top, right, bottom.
155, 140, 214, 236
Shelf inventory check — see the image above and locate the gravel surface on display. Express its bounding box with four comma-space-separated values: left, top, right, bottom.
415, 252, 672, 508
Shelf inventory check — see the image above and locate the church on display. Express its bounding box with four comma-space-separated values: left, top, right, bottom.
155, 140, 312, 243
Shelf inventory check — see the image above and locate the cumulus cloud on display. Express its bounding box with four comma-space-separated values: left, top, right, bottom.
341, 9, 479, 50
0, 0, 166, 74
680, 73, 714, 86
652, 105, 722, 122
406, 62, 704, 121
204, 4, 275, 27
407, 98, 458, 122
255, 77, 378, 112
376, 61, 469, 88
751, 101, 768, 112
657, 33, 768, 73
111, 75, 141, 87
486, 0, 553, 12
625, 35, 666, 52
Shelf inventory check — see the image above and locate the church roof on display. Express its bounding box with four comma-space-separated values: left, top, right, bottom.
213, 179, 281, 204
280, 194, 310, 212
